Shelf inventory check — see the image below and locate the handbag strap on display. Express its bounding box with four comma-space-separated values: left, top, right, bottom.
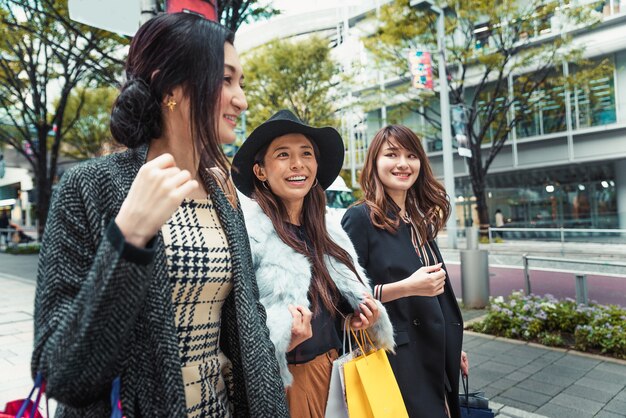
16, 372, 44, 418
110, 377, 123, 418
462, 373, 469, 409
342, 316, 353, 354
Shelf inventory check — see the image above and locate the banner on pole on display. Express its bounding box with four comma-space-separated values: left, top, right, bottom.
408, 50, 433, 90
68, 0, 140, 37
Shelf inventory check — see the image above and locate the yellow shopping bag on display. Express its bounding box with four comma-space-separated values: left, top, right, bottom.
344, 330, 409, 418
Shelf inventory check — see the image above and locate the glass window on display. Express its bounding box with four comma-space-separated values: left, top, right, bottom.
515, 69, 566, 138
571, 57, 616, 129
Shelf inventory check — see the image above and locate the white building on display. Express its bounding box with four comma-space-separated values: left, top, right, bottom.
237, 0, 626, 230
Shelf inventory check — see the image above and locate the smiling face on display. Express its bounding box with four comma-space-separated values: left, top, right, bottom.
253, 133, 318, 209
218, 42, 247, 144
375, 138, 421, 202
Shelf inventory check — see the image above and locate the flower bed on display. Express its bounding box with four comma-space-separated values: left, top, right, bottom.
469, 291, 626, 360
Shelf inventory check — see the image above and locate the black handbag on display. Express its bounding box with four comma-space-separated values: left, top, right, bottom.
459, 375, 495, 418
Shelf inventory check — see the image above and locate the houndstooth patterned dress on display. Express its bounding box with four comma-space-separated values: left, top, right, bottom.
161, 198, 233, 418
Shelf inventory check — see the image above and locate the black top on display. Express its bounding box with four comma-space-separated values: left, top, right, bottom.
341, 204, 463, 418
285, 223, 351, 364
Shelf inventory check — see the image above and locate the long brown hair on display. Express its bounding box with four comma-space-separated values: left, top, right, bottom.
359, 125, 450, 243
252, 138, 364, 315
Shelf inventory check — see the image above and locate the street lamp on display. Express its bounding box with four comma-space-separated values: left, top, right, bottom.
410, 0, 458, 249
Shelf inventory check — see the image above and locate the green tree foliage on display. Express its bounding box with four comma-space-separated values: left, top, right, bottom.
156, 0, 280, 31
243, 36, 340, 132
217, 0, 280, 31
364, 0, 605, 231
60, 87, 118, 160
0, 0, 126, 237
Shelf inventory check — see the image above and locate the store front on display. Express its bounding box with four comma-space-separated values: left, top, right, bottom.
455, 161, 619, 230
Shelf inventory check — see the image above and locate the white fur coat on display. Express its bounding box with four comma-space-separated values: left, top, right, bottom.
240, 195, 395, 387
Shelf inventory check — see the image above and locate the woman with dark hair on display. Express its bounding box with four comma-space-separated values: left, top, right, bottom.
341, 125, 469, 418
231, 110, 394, 418
31, 13, 288, 418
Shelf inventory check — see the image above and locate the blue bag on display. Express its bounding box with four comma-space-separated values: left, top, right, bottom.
459, 375, 495, 418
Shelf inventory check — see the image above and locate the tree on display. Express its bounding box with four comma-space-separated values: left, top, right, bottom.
364, 0, 605, 233
243, 36, 340, 132
217, 0, 280, 32
60, 86, 119, 160
0, 0, 126, 237
156, 0, 280, 32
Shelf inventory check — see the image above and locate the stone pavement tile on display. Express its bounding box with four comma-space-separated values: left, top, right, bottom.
478, 360, 519, 375
596, 411, 626, 418
615, 389, 626, 402
491, 353, 535, 368
465, 352, 491, 368
526, 370, 578, 387
517, 379, 565, 397
507, 345, 549, 360
484, 377, 518, 392
575, 376, 624, 396
562, 383, 618, 404
498, 405, 549, 418
492, 395, 538, 412
0, 311, 33, 324
538, 351, 566, 362
465, 374, 492, 390
604, 398, 626, 415
463, 338, 489, 350
552, 354, 600, 371
550, 392, 604, 415
473, 362, 519, 383
539, 364, 588, 379
475, 340, 518, 356
478, 385, 502, 400
593, 362, 626, 377
535, 402, 590, 418
517, 357, 556, 374
585, 369, 626, 386
0, 349, 19, 359
499, 387, 552, 407
505, 370, 533, 383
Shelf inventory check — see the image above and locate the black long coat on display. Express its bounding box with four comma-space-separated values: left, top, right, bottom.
31, 145, 289, 417
342, 204, 463, 418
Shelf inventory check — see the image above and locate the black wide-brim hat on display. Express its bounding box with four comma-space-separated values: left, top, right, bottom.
231, 109, 345, 197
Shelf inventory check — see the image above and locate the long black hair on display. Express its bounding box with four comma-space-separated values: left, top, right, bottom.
110, 13, 234, 173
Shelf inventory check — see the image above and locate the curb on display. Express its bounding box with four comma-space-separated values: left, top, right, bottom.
0, 272, 36, 285
490, 401, 549, 417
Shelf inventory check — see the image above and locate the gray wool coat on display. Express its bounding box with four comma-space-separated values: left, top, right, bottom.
31, 145, 289, 417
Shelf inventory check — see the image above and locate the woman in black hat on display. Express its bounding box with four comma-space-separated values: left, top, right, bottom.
231, 109, 395, 418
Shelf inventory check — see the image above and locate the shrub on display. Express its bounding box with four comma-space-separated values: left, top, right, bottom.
472, 291, 626, 359
4, 243, 41, 255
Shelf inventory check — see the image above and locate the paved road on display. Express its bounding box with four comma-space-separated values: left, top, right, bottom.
0, 253, 38, 281
446, 263, 626, 308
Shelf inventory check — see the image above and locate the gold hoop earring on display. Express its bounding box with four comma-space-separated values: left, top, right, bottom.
165, 98, 177, 112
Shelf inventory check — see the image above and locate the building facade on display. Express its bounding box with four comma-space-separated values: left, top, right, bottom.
239, 0, 626, 231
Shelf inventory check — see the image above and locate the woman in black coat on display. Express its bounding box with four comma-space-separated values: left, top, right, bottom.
341, 125, 469, 418
31, 14, 288, 418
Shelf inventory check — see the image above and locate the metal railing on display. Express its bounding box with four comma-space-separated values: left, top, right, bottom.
489, 227, 626, 254
522, 254, 626, 305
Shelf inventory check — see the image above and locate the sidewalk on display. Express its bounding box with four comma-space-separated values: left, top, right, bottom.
1, 257, 625, 417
